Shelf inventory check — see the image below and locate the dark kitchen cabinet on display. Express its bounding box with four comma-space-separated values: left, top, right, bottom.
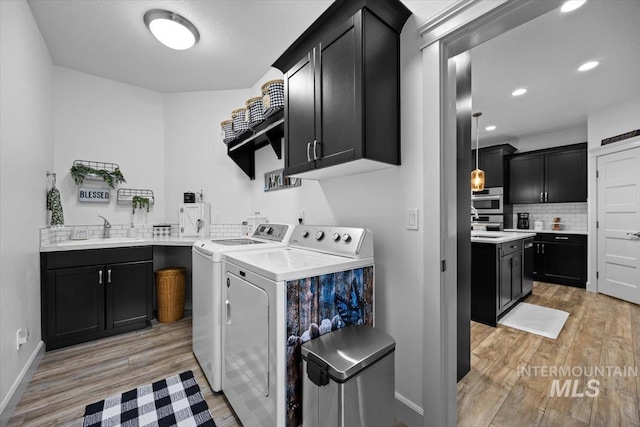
41, 247, 153, 350
273, 0, 410, 179
533, 233, 587, 288
471, 239, 524, 327
508, 143, 587, 204
472, 144, 516, 188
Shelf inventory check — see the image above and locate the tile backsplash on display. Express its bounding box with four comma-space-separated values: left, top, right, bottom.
512, 202, 587, 232
40, 223, 244, 246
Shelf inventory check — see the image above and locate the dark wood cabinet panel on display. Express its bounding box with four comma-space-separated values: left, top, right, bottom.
508, 153, 544, 203
545, 147, 587, 202
533, 233, 587, 287
42, 247, 153, 350
276, 1, 409, 179
107, 261, 152, 330
472, 144, 516, 188
46, 266, 104, 343
508, 143, 587, 204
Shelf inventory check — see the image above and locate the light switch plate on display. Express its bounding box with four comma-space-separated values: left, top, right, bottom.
407, 208, 419, 230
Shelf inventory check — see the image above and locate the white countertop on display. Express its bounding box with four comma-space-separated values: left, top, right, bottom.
504, 228, 587, 235
471, 231, 537, 244
40, 236, 201, 252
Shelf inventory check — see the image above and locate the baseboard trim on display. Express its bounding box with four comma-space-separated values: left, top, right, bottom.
395, 392, 424, 426
0, 340, 44, 427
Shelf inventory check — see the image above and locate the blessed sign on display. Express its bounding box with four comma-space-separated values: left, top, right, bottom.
79, 187, 111, 203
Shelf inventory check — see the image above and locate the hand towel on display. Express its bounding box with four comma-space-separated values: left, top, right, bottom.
47, 186, 64, 226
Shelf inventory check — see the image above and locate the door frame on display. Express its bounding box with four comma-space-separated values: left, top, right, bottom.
419, 1, 563, 425
590, 135, 640, 296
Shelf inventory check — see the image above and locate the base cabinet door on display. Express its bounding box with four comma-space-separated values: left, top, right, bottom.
532, 234, 587, 287
499, 251, 522, 312
107, 261, 153, 330
46, 266, 105, 343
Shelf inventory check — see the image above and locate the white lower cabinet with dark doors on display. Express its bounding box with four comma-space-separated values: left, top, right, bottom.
41, 246, 153, 350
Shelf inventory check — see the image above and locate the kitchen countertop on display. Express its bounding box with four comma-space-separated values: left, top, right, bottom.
471, 231, 537, 244
40, 236, 204, 252
504, 228, 587, 235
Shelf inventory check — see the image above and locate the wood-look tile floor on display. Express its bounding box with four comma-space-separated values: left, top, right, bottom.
7, 318, 242, 427
458, 281, 640, 427
7, 318, 409, 426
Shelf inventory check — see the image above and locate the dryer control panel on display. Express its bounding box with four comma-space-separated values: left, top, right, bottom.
290, 225, 373, 258
251, 223, 291, 242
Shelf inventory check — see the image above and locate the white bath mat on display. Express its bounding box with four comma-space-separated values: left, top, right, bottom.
498, 302, 569, 339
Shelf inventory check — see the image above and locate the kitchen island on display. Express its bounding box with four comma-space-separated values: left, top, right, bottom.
471, 231, 536, 327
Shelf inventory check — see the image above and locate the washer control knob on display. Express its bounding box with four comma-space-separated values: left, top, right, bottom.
342, 233, 351, 243
315, 230, 325, 240
301, 230, 309, 238
332, 233, 340, 242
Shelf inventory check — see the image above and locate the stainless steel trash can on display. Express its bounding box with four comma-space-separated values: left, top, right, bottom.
301, 325, 396, 427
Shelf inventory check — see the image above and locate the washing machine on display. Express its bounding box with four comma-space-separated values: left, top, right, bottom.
222, 225, 375, 426
192, 223, 293, 392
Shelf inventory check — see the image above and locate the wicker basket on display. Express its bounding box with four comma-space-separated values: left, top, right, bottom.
261, 79, 284, 117
156, 267, 186, 323
245, 96, 264, 129
221, 119, 234, 144
231, 108, 249, 136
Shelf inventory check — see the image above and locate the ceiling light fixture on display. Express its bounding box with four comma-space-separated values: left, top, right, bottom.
471, 112, 485, 192
512, 88, 527, 97
561, 0, 587, 13
144, 9, 200, 50
578, 60, 600, 72
485, 125, 496, 131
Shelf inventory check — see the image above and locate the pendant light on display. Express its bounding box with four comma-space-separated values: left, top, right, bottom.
471, 112, 485, 192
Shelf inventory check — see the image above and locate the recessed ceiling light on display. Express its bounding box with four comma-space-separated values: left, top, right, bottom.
485, 125, 496, 131
512, 88, 527, 97
144, 9, 200, 50
561, 0, 587, 13
578, 60, 600, 72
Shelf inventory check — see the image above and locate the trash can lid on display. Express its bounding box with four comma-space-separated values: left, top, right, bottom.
301, 325, 395, 382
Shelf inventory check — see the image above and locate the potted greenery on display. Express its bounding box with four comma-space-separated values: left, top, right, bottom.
132, 196, 150, 214
70, 164, 126, 189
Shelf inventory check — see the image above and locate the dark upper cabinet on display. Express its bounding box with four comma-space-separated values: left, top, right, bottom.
472, 144, 516, 188
273, 0, 410, 179
508, 143, 587, 204
41, 247, 153, 350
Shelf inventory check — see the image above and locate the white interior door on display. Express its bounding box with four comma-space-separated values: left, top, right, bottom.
597, 146, 640, 304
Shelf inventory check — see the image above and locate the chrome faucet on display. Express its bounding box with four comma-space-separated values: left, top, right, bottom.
98, 215, 111, 238
471, 205, 479, 220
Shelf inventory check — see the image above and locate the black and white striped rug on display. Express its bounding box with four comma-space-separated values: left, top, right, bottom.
82, 370, 215, 427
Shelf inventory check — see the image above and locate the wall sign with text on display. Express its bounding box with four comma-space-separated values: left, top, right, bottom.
78, 187, 111, 203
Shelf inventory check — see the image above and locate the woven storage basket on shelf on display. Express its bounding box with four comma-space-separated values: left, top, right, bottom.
155, 267, 186, 323
245, 96, 264, 129
221, 119, 234, 144
261, 79, 284, 117
231, 108, 249, 136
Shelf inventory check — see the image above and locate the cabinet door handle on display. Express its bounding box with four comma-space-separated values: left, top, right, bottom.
540, 193, 544, 202
536, 243, 539, 254
545, 192, 548, 202
307, 142, 311, 162
542, 243, 545, 254
98, 270, 103, 284
555, 236, 569, 240
313, 139, 318, 160
107, 269, 112, 284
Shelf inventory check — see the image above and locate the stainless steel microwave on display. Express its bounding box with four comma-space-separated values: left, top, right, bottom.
471, 187, 504, 214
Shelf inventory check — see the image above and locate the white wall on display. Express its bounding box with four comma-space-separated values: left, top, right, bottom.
507, 125, 588, 152
53, 67, 165, 226
163, 90, 254, 224
0, 0, 53, 418
586, 95, 640, 292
